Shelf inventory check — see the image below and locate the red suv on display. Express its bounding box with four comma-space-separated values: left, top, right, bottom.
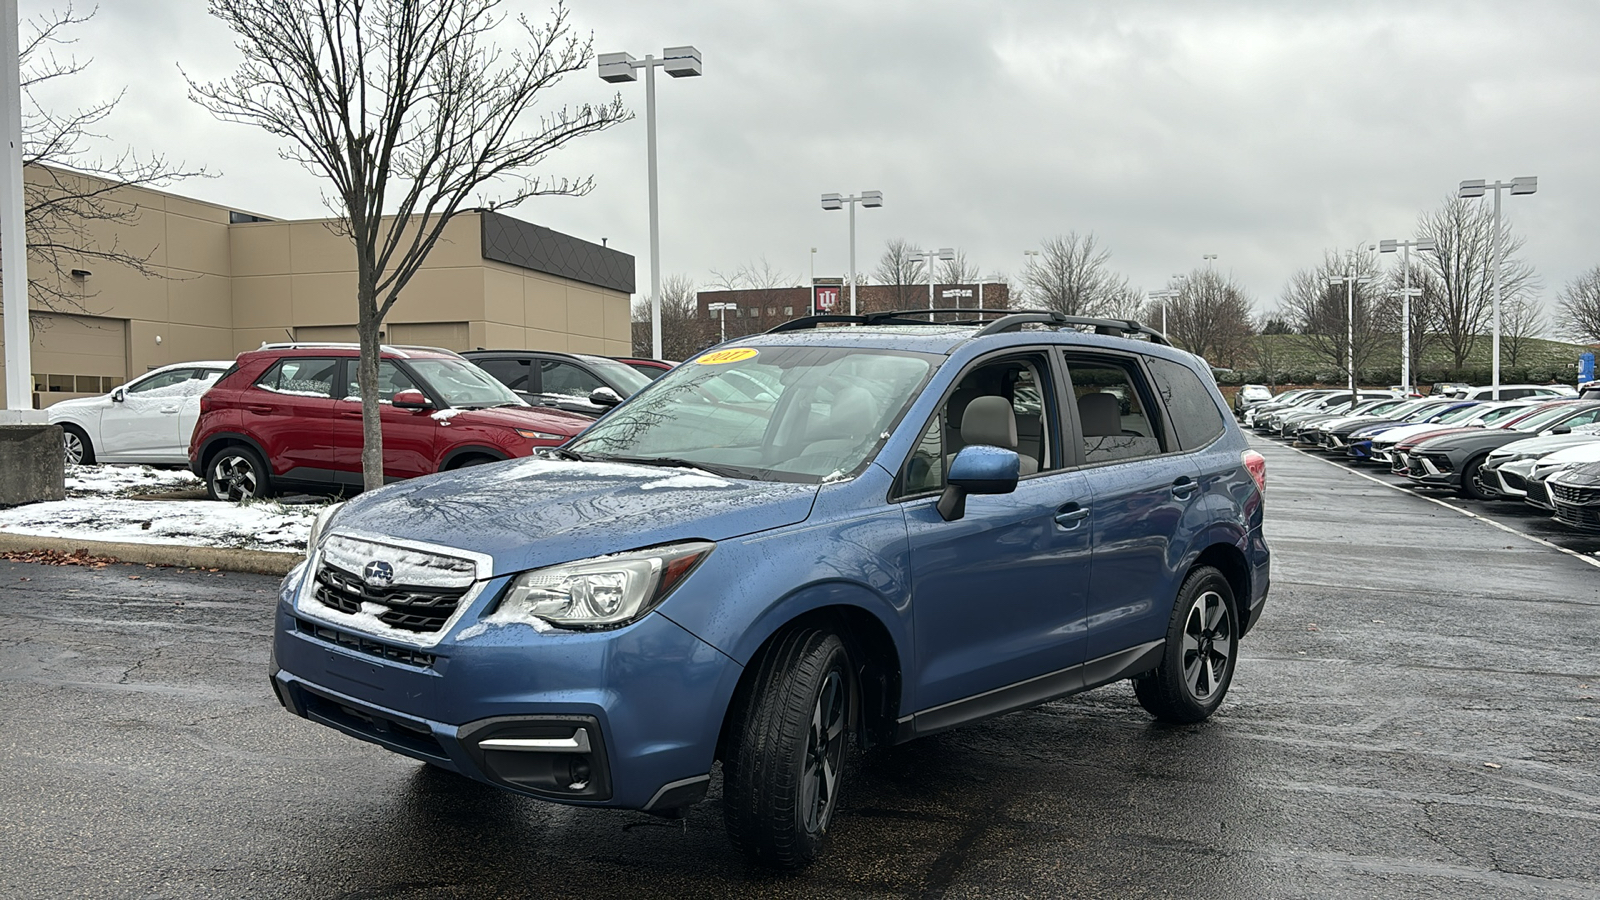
189, 344, 593, 501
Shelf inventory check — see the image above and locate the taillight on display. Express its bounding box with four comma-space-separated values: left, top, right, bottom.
199, 395, 213, 414
1242, 450, 1266, 493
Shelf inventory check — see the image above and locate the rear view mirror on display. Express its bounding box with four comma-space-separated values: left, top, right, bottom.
589, 386, 623, 407
392, 389, 433, 410
937, 445, 1020, 521
111, 388, 125, 403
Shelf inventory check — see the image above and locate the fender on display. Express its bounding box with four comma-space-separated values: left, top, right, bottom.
194, 431, 272, 476
438, 445, 511, 470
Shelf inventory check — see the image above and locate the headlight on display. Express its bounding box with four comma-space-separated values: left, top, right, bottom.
491, 541, 714, 630
306, 501, 344, 555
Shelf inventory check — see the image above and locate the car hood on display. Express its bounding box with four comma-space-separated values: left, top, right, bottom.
45, 395, 107, 418
326, 456, 820, 576
1490, 433, 1600, 461
435, 404, 593, 435
1534, 441, 1600, 466
1412, 428, 1530, 452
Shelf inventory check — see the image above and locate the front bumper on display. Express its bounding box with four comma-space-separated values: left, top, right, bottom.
271, 570, 742, 812
1551, 482, 1600, 531
1404, 452, 1457, 488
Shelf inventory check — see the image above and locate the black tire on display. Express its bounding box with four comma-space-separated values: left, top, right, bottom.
1134, 566, 1238, 724
723, 628, 854, 870
1460, 453, 1493, 500
61, 425, 94, 465
205, 444, 273, 502
449, 454, 496, 470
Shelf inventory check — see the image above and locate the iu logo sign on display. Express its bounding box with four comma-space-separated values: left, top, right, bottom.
814, 286, 840, 312
362, 560, 395, 587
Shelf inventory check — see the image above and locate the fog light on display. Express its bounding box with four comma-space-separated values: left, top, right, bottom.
567, 756, 591, 790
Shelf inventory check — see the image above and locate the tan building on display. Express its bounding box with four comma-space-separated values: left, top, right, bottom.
2, 165, 635, 408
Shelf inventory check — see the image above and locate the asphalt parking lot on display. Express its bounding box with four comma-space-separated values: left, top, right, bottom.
1, 438, 1597, 899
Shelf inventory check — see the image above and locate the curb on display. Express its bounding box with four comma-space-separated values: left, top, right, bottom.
0, 532, 301, 576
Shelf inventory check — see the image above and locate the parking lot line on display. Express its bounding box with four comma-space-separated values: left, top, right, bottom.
1273, 439, 1600, 572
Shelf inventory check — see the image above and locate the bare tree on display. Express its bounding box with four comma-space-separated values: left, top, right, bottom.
1023, 233, 1132, 318
1165, 268, 1256, 367
708, 257, 791, 291
631, 274, 709, 359
1279, 248, 1391, 386
1557, 267, 1600, 343
1374, 259, 1443, 381
16, 3, 206, 313
1418, 197, 1539, 375
189, 0, 627, 490
872, 239, 923, 310
1251, 313, 1285, 385
1500, 295, 1546, 367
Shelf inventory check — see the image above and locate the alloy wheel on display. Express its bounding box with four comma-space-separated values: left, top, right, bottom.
211, 454, 260, 502
62, 431, 84, 465
800, 669, 847, 835
1180, 590, 1233, 701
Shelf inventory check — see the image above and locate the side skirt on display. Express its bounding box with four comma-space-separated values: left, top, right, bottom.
896, 640, 1164, 742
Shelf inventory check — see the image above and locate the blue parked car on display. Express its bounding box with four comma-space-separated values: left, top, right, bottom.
270, 310, 1271, 868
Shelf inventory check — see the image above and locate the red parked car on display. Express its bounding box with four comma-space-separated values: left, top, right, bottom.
189, 343, 592, 501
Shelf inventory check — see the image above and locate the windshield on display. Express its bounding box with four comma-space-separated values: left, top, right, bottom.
1433, 404, 1484, 424
409, 359, 527, 409
1501, 404, 1577, 431
568, 345, 937, 483
581, 356, 653, 395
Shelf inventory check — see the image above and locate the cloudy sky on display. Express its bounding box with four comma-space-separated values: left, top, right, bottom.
24, 0, 1600, 330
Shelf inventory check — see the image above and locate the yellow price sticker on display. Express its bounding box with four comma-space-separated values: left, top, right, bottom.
695, 347, 759, 365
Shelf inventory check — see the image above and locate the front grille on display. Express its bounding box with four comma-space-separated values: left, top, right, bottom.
1526, 480, 1553, 508
1551, 483, 1600, 505
1501, 470, 1528, 492
313, 563, 470, 634
1553, 501, 1600, 530
295, 617, 436, 667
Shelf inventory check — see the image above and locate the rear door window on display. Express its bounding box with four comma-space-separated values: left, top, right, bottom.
1146, 356, 1227, 450
255, 358, 338, 397
1061, 355, 1167, 465
540, 360, 606, 398
475, 358, 531, 393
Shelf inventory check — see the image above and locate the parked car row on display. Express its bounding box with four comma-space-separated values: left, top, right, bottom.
47, 344, 677, 500
1242, 387, 1600, 534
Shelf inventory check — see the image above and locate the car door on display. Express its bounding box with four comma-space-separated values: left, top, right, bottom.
536, 358, 607, 415
473, 357, 536, 404
242, 356, 341, 480
173, 368, 228, 463
97, 368, 195, 460
901, 349, 1093, 718
333, 359, 440, 481
1063, 351, 1211, 663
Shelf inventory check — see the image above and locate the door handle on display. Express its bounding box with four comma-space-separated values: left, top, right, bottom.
339, 410, 362, 419
246, 405, 275, 415
1171, 477, 1200, 500
160, 407, 179, 414
1054, 503, 1090, 529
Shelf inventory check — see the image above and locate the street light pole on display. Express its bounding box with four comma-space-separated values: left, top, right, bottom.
1, 0, 34, 412
1379, 236, 1437, 395
707, 302, 735, 343
821, 191, 883, 315
1458, 177, 1537, 400
1203, 254, 1218, 269
909, 247, 956, 310
599, 46, 703, 361
1329, 267, 1373, 408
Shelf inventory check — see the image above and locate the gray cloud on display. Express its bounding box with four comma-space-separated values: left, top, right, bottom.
22, 0, 1600, 330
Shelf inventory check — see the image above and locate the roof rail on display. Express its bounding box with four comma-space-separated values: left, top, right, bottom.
254, 341, 465, 358
765, 307, 1170, 345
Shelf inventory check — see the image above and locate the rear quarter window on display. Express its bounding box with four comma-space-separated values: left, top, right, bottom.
1147, 356, 1227, 450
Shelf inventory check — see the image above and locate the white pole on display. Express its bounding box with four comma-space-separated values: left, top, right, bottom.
978, 281, 984, 312
718, 307, 726, 342
1401, 243, 1411, 395
2, 0, 33, 410
645, 57, 662, 360
847, 199, 857, 316
1491, 185, 1502, 401
1347, 274, 1356, 405
927, 253, 934, 310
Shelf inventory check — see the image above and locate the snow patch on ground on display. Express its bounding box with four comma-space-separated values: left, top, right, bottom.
0, 465, 326, 552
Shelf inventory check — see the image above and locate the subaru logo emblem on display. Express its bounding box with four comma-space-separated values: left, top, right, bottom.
362, 560, 395, 587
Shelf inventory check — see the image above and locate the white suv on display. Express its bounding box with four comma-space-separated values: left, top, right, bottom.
49, 360, 233, 465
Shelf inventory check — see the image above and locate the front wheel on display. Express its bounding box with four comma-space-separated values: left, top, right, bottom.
723, 628, 854, 870
1460, 453, 1493, 500
62, 425, 94, 465
1135, 566, 1238, 724
206, 445, 273, 502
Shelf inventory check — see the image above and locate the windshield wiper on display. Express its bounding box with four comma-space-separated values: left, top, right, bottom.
588, 455, 757, 480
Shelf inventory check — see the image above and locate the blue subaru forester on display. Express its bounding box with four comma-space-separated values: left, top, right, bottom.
271, 310, 1270, 868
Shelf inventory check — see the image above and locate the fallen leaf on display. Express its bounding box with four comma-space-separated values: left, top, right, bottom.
1483, 762, 1502, 769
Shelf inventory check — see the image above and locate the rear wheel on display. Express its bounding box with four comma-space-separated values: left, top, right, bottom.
1135, 566, 1238, 724
206, 445, 272, 502
62, 425, 94, 465
723, 627, 854, 870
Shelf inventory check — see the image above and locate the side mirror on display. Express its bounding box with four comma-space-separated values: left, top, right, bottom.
391, 389, 433, 410
937, 445, 1020, 521
588, 386, 623, 407
1552, 425, 1572, 435
111, 388, 125, 403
